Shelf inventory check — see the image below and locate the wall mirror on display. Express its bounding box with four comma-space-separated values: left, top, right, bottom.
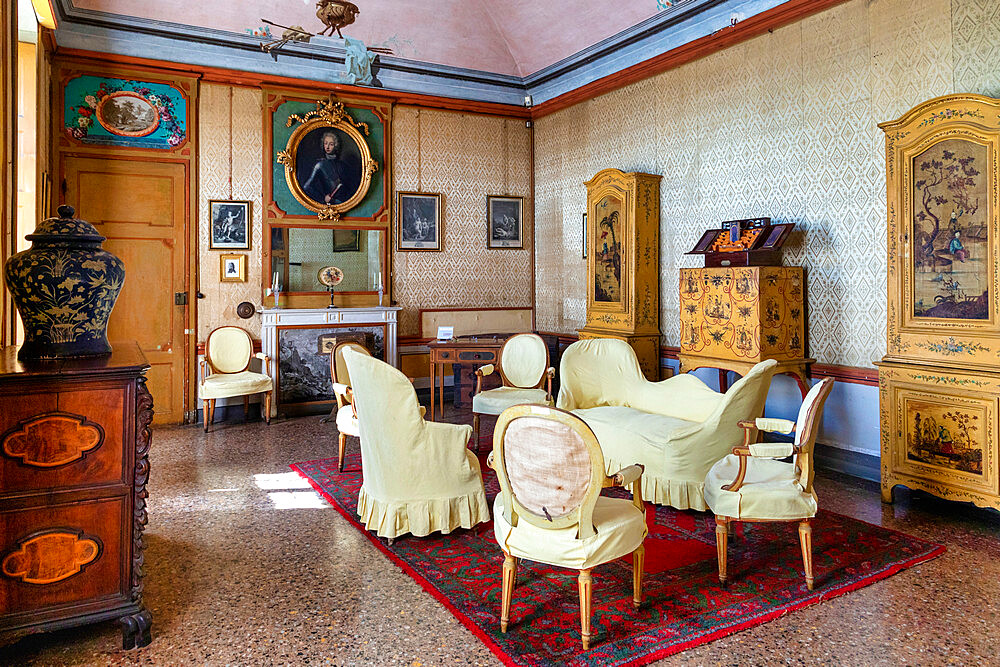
266, 225, 386, 305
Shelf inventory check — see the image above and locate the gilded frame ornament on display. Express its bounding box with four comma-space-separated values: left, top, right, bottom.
276, 98, 379, 221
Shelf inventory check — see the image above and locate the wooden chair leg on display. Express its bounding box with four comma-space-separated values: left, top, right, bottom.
205, 399, 216, 432
715, 515, 728, 586
243, 395, 250, 422
799, 519, 814, 590
202, 399, 210, 432
473, 413, 480, 452
501, 553, 517, 633
632, 544, 644, 609
263, 391, 272, 425
578, 569, 593, 650
338, 433, 347, 472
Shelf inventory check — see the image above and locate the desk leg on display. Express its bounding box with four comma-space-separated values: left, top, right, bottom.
430, 358, 436, 421
439, 362, 445, 418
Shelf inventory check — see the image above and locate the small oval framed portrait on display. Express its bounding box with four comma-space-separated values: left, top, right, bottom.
279, 103, 377, 220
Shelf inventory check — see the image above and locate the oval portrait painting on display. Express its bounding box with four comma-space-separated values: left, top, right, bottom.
96, 91, 160, 137
294, 126, 364, 208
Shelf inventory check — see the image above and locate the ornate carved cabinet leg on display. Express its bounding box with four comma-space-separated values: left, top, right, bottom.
578, 568, 593, 650
715, 515, 728, 585
798, 519, 814, 590
120, 608, 153, 649
881, 483, 895, 504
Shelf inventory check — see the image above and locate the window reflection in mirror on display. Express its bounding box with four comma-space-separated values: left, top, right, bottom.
269, 227, 383, 293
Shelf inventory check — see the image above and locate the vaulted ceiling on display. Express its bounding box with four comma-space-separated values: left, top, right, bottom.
69, 0, 666, 77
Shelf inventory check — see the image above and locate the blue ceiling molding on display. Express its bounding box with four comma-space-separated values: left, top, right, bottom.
51, 0, 786, 108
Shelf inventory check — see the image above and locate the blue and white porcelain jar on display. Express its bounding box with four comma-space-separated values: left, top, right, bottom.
3, 205, 125, 360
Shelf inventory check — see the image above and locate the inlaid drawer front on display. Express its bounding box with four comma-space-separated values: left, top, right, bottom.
0, 497, 125, 617
0, 388, 125, 494
457, 350, 495, 362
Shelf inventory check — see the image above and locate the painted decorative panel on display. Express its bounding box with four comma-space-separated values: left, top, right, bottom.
63, 75, 187, 149
1, 530, 102, 585
276, 325, 385, 407
2, 413, 104, 468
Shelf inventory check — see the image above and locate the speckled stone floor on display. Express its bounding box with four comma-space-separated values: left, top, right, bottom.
3, 407, 999, 666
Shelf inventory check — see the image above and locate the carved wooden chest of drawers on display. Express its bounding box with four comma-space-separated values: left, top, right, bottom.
0, 343, 153, 649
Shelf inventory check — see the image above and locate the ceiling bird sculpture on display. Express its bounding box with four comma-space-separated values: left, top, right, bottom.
316, 0, 360, 38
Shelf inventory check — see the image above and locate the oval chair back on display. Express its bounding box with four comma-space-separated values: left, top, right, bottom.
331, 341, 371, 388
493, 404, 605, 539
205, 326, 253, 375
497, 333, 549, 389
794, 378, 835, 494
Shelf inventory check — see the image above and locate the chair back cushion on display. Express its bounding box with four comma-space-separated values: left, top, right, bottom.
332, 341, 371, 386
494, 405, 605, 537
794, 378, 835, 491
206, 326, 252, 374
498, 333, 548, 388
555, 338, 645, 410
504, 416, 591, 519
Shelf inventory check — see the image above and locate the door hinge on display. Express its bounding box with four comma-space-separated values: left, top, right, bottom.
175, 292, 188, 305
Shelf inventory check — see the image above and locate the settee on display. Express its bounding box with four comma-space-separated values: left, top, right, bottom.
555, 338, 778, 511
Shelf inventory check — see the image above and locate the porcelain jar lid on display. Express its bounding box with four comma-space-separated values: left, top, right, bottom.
25, 205, 106, 244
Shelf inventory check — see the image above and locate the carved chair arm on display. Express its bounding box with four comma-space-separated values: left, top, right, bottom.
254, 352, 271, 375
486, 450, 495, 470
603, 464, 645, 513
199, 357, 209, 383
475, 364, 496, 395
754, 417, 796, 435
725, 443, 802, 492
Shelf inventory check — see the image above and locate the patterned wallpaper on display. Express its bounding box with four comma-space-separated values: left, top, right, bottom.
392, 107, 533, 336
197, 94, 532, 340
198, 84, 265, 338
533, 0, 1000, 368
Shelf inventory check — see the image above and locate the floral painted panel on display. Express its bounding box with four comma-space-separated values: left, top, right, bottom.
905, 397, 985, 475
593, 195, 623, 303
64, 76, 187, 149
911, 138, 990, 320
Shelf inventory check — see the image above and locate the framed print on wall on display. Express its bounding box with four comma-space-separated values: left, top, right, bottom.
582, 212, 588, 258
487, 196, 523, 249
220, 254, 247, 283
209, 200, 251, 250
397, 191, 443, 251
332, 229, 361, 252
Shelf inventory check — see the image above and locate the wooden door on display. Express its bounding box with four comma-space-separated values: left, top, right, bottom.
62, 155, 188, 424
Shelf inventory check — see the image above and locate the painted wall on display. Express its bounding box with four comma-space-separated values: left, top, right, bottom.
197, 89, 532, 340
533, 0, 1000, 455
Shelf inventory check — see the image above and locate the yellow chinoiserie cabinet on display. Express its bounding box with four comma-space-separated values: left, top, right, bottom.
579, 168, 662, 380
878, 94, 1000, 510
678, 266, 812, 396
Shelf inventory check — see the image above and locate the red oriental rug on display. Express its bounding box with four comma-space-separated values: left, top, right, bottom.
291, 452, 943, 667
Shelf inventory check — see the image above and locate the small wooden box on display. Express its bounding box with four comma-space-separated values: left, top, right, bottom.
679, 266, 805, 363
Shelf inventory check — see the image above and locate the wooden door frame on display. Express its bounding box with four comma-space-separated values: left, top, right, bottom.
50, 57, 200, 423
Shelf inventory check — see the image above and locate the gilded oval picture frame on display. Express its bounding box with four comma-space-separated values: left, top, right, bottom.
277, 99, 378, 221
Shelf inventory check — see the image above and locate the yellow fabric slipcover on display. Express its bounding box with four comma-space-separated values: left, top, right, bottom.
200, 370, 272, 399
499, 333, 548, 387
492, 495, 646, 570
556, 338, 777, 511
703, 455, 818, 520
472, 387, 551, 415
207, 327, 253, 373
336, 404, 359, 437
343, 349, 490, 539
748, 442, 795, 458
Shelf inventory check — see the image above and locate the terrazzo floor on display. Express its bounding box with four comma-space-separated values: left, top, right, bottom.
2, 407, 999, 666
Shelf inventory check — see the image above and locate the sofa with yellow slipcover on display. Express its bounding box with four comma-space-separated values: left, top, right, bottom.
342, 348, 491, 540
556, 338, 777, 511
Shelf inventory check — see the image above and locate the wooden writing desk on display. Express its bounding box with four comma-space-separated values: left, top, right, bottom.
427, 334, 507, 421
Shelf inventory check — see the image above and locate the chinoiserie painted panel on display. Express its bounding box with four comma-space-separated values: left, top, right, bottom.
879, 94, 1000, 511
679, 267, 805, 364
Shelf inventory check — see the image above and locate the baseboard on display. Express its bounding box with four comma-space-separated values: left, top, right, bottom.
814, 443, 880, 483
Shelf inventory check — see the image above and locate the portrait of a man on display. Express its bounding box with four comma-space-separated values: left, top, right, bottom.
295, 127, 362, 208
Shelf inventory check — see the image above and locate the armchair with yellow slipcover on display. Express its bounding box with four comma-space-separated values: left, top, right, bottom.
488, 404, 647, 651
200, 326, 273, 432
342, 348, 490, 541
471, 333, 555, 449
556, 338, 777, 511
705, 377, 834, 590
